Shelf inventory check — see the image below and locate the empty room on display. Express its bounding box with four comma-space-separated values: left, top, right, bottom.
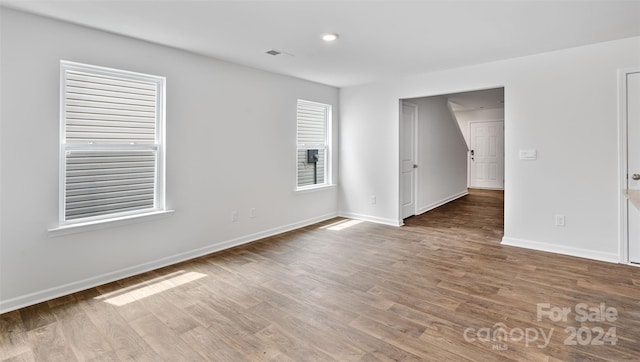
1, 1, 640, 361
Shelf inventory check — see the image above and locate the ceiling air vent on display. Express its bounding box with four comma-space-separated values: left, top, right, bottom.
265, 49, 294, 57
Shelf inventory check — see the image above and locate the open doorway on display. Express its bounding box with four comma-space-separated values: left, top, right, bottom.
448, 88, 505, 190
399, 87, 504, 223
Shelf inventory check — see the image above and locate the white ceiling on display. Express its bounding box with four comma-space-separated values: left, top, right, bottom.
2, 1, 640, 87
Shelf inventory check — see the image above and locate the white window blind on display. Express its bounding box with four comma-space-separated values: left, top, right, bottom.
297, 101, 326, 146
296, 100, 330, 189
60, 61, 165, 223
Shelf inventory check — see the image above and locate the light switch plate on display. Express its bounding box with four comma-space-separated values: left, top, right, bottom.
519, 149, 537, 160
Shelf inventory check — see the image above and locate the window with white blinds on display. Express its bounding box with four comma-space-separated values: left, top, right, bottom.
60, 61, 165, 223
296, 100, 331, 189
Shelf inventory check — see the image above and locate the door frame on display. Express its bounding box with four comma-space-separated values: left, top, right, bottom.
468, 120, 505, 190
399, 100, 419, 222
397, 86, 506, 227
618, 66, 640, 265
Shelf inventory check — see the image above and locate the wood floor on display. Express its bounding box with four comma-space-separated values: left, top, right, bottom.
2, 189, 639, 361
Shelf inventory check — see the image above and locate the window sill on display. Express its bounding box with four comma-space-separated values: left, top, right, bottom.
48, 209, 175, 237
295, 184, 336, 193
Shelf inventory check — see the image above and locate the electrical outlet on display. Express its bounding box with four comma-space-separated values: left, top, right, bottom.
371, 195, 376, 205
555, 214, 565, 227
231, 211, 238, 222
249, 208, 256, 218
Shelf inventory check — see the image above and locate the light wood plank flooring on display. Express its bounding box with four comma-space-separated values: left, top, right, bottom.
2, 189, 639, 361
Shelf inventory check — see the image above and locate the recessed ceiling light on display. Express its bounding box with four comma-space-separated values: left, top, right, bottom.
322, 33, 339, 42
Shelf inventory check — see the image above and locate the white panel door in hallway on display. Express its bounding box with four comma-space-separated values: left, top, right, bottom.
401, 102, 417, 219
469, 121, 504, 189
626, 70, 640, 264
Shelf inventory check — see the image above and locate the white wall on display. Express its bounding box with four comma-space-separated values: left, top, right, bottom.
408, 97, 468, 214
339, 36, 640, 262
0, 9, 339, 312
453, 107, 505, 147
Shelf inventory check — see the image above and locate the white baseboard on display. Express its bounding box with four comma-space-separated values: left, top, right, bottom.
416, 190, 469, 215
468, 187, 504, 191
337, 211, 402, 227
501, 236, 620, 263
337, 190, 469, 227
0, 212, 338, 314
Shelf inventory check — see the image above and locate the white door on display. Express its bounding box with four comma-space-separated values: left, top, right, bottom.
469, 121, 504, 189
401, 102, 417, 219
626, 71, 640, 264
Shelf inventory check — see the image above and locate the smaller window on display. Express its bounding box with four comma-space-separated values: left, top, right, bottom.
296, 100, 331, 189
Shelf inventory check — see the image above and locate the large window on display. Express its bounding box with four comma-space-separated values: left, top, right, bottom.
296, 99, 331, 189
59, 61, 166, 225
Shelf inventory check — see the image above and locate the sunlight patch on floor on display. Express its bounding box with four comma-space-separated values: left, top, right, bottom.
320, 219, 364, 231
95, 270, 207, 306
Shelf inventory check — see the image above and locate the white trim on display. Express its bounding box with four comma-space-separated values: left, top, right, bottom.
58, 60, 167, 225
59, 64, 66, 223
468, 186, 504, 191
618, 66, 640, 264
48, 209, 175, 237
619, 68, 629, 264
338, 211, 402, 227
295, 184, 337, 193
399, 100, 419, 220
295, 99, 332, 191
416, 190, 468, 215
501, 237, 619, 264
2, 212, 338, 314
412, 102, 419, 217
